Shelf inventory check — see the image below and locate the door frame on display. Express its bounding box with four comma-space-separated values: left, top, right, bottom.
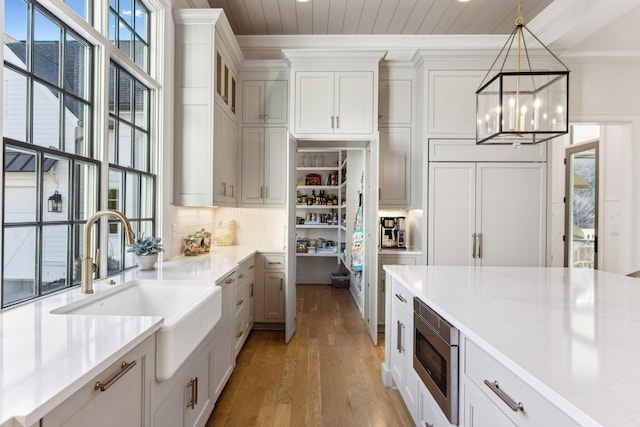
564, 140, 599, 268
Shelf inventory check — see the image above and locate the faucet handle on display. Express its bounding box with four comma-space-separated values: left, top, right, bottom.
93, 248, 100, 272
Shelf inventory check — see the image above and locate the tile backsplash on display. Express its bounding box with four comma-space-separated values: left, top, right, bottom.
169, 206, 287, 258
214, 208, 287, 250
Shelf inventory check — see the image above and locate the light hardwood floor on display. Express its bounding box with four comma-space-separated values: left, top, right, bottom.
206, 284, 414, 427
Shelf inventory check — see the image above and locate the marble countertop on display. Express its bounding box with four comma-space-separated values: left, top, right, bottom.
384, 265, 640, 427
0, 245, 257, 427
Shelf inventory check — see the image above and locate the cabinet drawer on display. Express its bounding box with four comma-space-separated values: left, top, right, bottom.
263, 254, 284, 270
237, 257, 255, 281
464, 338, 579, 427
390, 275, 413, 314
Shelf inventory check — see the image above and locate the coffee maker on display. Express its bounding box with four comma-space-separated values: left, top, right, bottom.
380, 217, 406, 249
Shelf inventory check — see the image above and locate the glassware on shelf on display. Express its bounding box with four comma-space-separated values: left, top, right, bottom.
314, 153, 324, 167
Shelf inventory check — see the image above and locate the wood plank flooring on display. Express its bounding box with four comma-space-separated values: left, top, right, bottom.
206, 284, 414, 427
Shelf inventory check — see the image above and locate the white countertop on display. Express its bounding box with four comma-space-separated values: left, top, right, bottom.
0, 245, 257, 427
383, 265, 640, 427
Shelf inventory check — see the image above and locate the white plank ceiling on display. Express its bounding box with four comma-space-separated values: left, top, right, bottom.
206, 0, 555, 36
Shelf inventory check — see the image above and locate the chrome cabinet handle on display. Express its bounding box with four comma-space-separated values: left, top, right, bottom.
94, 360, 137, 392
477, 233, 483, 259
472, 233, 477, 258
396, 320, 402, 353
484, 380, 524, 412
395, 293, 407, 303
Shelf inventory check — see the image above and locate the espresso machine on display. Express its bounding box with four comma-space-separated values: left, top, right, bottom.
380, 216, 406, 249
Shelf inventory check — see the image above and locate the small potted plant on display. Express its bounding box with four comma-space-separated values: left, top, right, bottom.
127, 234, 164, 271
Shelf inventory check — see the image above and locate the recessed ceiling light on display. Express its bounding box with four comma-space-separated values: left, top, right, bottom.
297, 0, 310, 3
458, 0, 471, 2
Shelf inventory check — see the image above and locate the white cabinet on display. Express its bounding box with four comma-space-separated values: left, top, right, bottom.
379, 79, 412, 125
428, 70, 485, 136
379, 127, 411, 207
43, 335, 154, 427
213, 105, 237, 206
388, 275, 418, 422
152, 332, 215, 427
255, 253, 285, 323
461, 337, 580, 427
234, 256, 255, 356
428, 161, 547, 267
211, 270, 236, 400
241, 127, 287, 206
294, 71, 374, 135
173, 10, 240, 207
418, 380, 456, 427
377, 253, 419, 325
242, 80, 287, 124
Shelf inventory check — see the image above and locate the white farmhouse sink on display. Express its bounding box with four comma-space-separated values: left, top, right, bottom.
52, 279, 222, 381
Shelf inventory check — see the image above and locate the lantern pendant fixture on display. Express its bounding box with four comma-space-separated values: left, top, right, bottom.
476, 0, 570, 145
48, 190, 63, 212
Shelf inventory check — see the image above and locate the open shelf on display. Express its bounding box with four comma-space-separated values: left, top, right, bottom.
296, 252, 339, 258
296, 224, 339, 229
296, 205, 340, 210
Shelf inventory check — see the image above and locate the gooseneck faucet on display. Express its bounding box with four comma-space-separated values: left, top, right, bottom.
82, 210, 135, 294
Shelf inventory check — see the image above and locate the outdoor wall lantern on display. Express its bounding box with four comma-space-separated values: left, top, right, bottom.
476, 0, 569, 145
48, 191, 63, 212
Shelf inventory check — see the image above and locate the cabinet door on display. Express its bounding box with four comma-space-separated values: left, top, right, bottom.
378, 255, 418, 325
428, 70, 484, 136
295, 72, 334, 134
263, 127, 287, 205
212, 278, 235, 400
379, 128, 411, 207
185, 346, 214, 427
462, 381, 516, 427
242, 81, 265, 124
241, 128, 265, 205
264, 80, 288, 124
379, 80, 412, 125
475, 163, 546, 267
334, 71, 374, 134
213, 107, 231, 205
428, 163, 476, 266
263, 272, 284, 320
227, 118, 237, 204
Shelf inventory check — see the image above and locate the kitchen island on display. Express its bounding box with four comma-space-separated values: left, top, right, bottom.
383, 265, 640, 427
0, 246, 257, 427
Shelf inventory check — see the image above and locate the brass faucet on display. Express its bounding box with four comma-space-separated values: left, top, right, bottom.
82, 210, 135, 294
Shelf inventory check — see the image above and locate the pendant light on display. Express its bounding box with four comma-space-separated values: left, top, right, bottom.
476, 0, 569, 145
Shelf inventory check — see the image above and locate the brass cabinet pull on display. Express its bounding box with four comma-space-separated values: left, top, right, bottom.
94, 360, 137, 392
230, 184, 234, 197
330, 116, 334, 128
484, 380, 524, 412
236, 299, 244, 306
236, 330, 243, 338
187, 377, 198, 409
280, 278, 283, 291
336, 116, 339, 129
249, 265, 255, 270
238, 273, 245, 279
225, 277, 235, 284
472, 233, 477, 258
222, 182, 227, 196
268, 261, 281, 265
477, 233, 483, 259
250, 283, 254, 297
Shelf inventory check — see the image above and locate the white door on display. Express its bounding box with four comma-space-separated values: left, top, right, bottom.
366, 139, 379, 344
294, 72, 333, 134
264, 80, 288, 124
476, 163, 547, 266
285, 133, 297, 343
242, 81, 265, 124
334, 71, 374, 134
263, 128, 287, 204
428, 163, 476, 266
379, 127, 411, 206
241, 128, 264, 204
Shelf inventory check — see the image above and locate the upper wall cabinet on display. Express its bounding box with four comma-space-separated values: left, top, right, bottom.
283, 50, 386, 140
294, 71, 373, 135
428, 70, 484, 137
173, 10, 242, 207
379, 80, 412, 125
242, 80, 287, 125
